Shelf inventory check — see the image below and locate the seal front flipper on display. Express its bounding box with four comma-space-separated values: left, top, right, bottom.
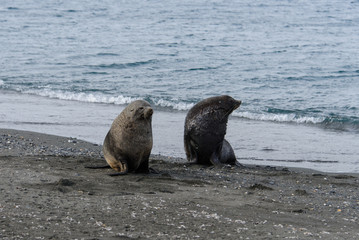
104, 152, 129, 175
109, 158, 128, 175
85, 159, 128, 175
107, 161, 129, 176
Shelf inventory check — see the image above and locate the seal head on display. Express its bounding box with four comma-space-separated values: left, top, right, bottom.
184, 95, 241, 165
103, 100, 153, 174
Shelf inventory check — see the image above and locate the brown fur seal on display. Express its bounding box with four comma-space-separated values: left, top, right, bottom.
184, 95, 241, 165
103, 100, 153, 175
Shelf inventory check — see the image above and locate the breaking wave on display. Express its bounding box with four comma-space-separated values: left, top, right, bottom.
235, 111, 325, 124
23, 89, 139, 105
235, 111, 358, 132
20, 89, 194, 111
3, 87, 358, 132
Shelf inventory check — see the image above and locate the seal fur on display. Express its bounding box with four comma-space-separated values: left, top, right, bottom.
103, 100, 153, 175
184, 95, 241, 165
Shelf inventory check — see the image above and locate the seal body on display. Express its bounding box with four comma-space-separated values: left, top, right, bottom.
103, 100, 153, 174
184, 95, 241, 165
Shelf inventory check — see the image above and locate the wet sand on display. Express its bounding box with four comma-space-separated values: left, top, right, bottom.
1, 129, 358, 239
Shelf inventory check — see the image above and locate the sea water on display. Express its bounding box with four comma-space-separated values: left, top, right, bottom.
1, 0, 358, 172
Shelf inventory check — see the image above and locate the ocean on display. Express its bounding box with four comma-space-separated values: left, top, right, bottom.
1, 0, 358, 173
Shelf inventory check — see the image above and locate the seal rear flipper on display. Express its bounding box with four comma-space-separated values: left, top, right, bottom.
219, 139, 236, 165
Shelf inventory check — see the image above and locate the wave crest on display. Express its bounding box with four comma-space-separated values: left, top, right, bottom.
235, 111, 325, 124
6, 88, 358, 132
24, 89, 139, 105
235, 111, 359, 132
22, 89, 194, 111
153, 98, 194, 111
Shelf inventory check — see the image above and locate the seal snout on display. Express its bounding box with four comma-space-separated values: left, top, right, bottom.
144, 107, 153, 119
234, 99, 242, 109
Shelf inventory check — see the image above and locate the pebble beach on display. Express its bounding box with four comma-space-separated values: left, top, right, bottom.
1, 128, 358, 239
2, 1, 359, 238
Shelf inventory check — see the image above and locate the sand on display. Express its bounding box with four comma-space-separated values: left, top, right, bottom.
1, 128, 358, 239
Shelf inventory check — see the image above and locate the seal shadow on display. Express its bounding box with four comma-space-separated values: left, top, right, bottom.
85, 164, 160, 176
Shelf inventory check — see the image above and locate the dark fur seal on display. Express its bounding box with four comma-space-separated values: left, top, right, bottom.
103, 100, 153, 175
184, 95, 241, 165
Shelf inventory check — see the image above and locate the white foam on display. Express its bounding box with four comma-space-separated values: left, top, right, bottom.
0, 79, 4, 86
235, 111, 325, 124
17, 88, 326, 125
23, 89, 139, 105
21, 89, 195, 111
154, 98, 194, 111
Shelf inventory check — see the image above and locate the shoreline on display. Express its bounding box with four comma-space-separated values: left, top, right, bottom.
1, 127, 358, 176
1, 128, 359, 239
2, 90, 359, 173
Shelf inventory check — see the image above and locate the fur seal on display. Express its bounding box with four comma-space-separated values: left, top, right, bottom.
102, 100, 153, 175
184, 95, 241, 165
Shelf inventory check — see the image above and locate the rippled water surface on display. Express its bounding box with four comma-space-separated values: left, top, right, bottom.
1, 0, 358, 172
